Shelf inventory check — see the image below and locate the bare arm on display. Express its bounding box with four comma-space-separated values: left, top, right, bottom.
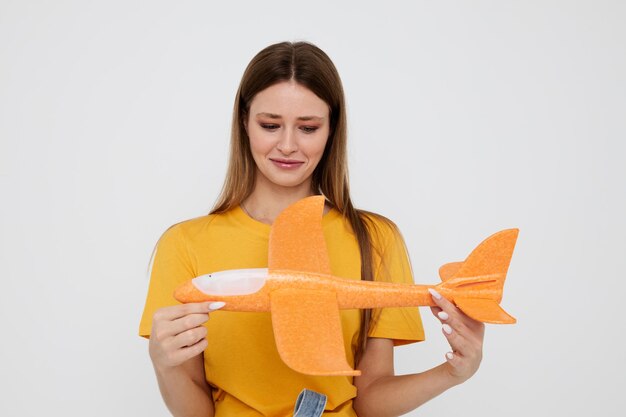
353, 339, 459, 417
353, 290, 484, 417
149, 302, 224, 417
153, 353, 214, 417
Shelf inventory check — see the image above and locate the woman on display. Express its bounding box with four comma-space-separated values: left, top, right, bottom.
139, 41, 484, 417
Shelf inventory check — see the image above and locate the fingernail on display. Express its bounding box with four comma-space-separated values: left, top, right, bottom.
438, 311, 449, 320
209, 302, 226, 310
446, 352, 454, 360
428, 288, 442, 300
442, 324, 453, 334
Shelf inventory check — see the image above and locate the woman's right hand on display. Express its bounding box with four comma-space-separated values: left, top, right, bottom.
149, 302, 225, 370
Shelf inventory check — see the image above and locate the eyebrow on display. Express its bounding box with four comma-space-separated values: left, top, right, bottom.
255, 112, 325, 121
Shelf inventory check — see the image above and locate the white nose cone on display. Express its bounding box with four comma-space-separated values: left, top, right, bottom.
192, 268, 268, 296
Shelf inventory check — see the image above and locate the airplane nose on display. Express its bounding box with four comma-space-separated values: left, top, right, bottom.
173, 280, 207, 303
192, 268, 268, 296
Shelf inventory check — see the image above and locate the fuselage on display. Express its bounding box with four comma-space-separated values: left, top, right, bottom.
175, 269, 448, 312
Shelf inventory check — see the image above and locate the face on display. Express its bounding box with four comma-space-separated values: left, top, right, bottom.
245, 81, 330, 193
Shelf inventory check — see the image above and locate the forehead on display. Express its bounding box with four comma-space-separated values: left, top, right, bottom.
249, 81, 329, 119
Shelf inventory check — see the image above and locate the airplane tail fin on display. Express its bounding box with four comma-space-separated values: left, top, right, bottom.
438, 229, 519, 324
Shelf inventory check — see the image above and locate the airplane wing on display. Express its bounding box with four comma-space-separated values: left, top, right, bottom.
270, 288, 360, 376
267, 195, 332, 275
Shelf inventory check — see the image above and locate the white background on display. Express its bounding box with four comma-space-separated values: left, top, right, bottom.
1, 1, 625, 416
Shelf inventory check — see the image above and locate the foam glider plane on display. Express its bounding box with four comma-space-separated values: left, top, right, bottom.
174, 196, 518, 376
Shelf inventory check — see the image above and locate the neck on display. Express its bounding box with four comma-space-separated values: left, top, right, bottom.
242, 176, 319, 225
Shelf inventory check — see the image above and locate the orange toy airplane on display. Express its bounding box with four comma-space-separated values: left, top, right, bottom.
174, 196, 518, 376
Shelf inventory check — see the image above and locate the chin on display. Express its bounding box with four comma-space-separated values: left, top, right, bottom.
263, 174, 310, 190
272, 179, 309, 189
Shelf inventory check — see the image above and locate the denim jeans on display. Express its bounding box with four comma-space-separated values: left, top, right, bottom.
293, 389, 327, 417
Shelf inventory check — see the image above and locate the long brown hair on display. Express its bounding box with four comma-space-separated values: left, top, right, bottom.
211, 41, 398, 362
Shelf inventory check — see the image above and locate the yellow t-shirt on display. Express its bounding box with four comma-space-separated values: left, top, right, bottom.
139, 206, 424, 416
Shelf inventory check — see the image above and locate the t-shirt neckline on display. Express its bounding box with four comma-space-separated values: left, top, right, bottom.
232, 204, 340, 236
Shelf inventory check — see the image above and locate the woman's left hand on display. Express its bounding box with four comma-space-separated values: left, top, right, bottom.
428, 288, 485, 385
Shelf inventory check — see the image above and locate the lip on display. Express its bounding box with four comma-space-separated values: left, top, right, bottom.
270, 158, 304, 169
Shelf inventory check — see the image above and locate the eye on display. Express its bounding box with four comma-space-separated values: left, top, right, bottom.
300, 126, 319, 134
260, 123, 279, 130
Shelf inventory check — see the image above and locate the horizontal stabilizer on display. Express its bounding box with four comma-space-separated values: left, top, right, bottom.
455, 297, 517, 324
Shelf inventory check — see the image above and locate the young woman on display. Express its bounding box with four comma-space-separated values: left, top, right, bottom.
139, 41, 484, 417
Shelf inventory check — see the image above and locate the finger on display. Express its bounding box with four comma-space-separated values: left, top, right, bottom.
153, 302, 214, 322
443, 305, 485, 344
170, 301, 225, 335
428, 288, 455, 311
171, 325, 209, 350
441, 323, 470, 355
152, 302, 225, 341
457, 309, 486, 334
456, 311, 486, 343
430, 306, 443, 316
445, 351, 463, 369
445, 340, 483, 365
172, 337, 209, 365
168, 313, 212, 337
430, 306, 451, 325
428, 289, 469, 332
431, 306, 448, 321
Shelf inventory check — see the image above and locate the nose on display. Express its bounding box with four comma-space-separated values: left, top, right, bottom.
276, 128, 298, 155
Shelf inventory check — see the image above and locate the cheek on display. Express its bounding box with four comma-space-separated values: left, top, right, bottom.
248, 130, 272, 155
302, 144, 327, 168
309, 133, 330, 160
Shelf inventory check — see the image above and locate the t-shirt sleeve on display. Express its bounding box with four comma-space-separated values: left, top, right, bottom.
368, 222, 425, 345
138, 225, 196, 338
